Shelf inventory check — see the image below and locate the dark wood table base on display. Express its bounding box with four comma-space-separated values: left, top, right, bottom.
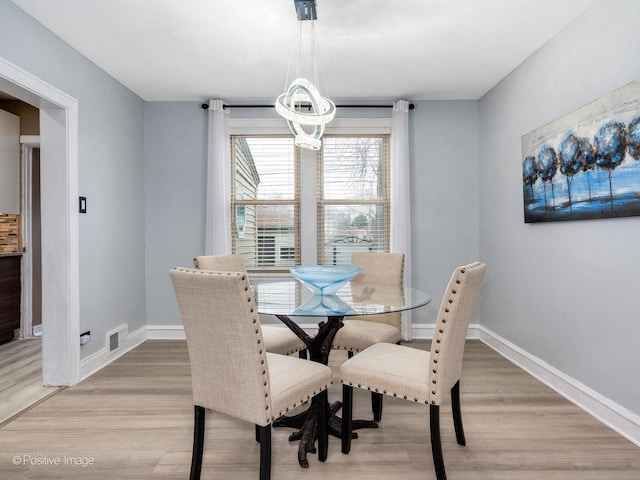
274, 314, 378, 468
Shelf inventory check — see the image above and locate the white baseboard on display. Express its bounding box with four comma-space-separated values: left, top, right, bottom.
146, 323, 320, 339
476, 325, 640, 447
79, 325, 146, 382
146, 324, 186, 340
410, 323, 481, 340
80, 322, 640, 447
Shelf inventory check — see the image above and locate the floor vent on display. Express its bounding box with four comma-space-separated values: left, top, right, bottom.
106, 324, 128, 356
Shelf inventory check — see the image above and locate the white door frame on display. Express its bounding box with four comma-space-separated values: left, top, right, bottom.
0, 56, 80, 386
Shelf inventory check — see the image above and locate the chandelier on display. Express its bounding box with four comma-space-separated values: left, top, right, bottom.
275, 0, 336, 150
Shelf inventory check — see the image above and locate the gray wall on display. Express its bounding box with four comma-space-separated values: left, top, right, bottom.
478, 0, 640, 415
0, 0, 146, 358
410, 100, 480, 324
144, 102, 207, 326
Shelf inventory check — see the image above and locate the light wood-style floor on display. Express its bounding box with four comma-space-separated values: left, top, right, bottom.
0, 339, 637, 479
0, 338, 61, 426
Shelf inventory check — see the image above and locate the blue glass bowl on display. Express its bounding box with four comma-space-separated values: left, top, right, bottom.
290, 264, 363, 295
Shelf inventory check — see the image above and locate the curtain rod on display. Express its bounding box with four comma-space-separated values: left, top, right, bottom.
201, 103, 415, 110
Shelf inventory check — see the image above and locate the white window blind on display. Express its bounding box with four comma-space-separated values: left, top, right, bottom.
231, 134, 390, 270
318, 135, 390, 265
231, 136, 300, 270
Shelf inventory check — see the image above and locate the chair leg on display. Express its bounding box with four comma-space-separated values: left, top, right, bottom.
430, 404, 447, 480
258, 424, 272, 480
298, 348, 308, 359
451, 380, 466, 446
341, 384, 354, 454
317, 390, 328, 462
371, 391, 383, 422
190, 405, 205, 480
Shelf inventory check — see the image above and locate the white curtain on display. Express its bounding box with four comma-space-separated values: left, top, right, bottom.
391, 99, 412, 341
205, 99, 231, 255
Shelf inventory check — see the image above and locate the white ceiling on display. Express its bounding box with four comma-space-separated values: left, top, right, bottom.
11, 0, 596, 102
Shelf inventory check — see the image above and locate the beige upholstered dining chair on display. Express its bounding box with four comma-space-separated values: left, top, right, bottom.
332, 251, 405, 420
194, 255, 307, 358
339, 262, 486, 480
170, 268, 332, 480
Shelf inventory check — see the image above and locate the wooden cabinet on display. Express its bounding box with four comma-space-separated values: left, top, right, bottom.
0, 255, 21, 345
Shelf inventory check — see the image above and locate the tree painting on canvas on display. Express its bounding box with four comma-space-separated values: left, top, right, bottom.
521, 79, 640, 223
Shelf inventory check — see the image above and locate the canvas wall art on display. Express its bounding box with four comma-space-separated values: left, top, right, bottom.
521, 79, 640, 223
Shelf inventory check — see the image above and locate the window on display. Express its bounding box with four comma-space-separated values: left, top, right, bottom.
231, 132, 390, 271
318, 136, 390, 265
231, 136, 299, 269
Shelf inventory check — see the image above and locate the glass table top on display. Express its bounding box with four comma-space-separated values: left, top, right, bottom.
253, 280, 431, 317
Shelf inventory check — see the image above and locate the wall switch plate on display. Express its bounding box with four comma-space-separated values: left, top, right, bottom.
79, 196, 87, 213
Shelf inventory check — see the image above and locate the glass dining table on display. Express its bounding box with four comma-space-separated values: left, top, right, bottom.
253, 279, 431, 467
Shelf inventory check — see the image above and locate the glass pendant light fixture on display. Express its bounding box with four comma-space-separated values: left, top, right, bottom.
275, 0, 336, 150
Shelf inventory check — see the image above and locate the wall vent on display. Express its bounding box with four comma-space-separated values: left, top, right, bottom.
106, 324, 128, 356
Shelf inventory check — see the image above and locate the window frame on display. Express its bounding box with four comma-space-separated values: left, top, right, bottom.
229, 117, 391, 274
230, 135, 301, 269
316, 134, 391, 265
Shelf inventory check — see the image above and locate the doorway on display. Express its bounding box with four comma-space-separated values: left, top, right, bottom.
0, 56, 80, 386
